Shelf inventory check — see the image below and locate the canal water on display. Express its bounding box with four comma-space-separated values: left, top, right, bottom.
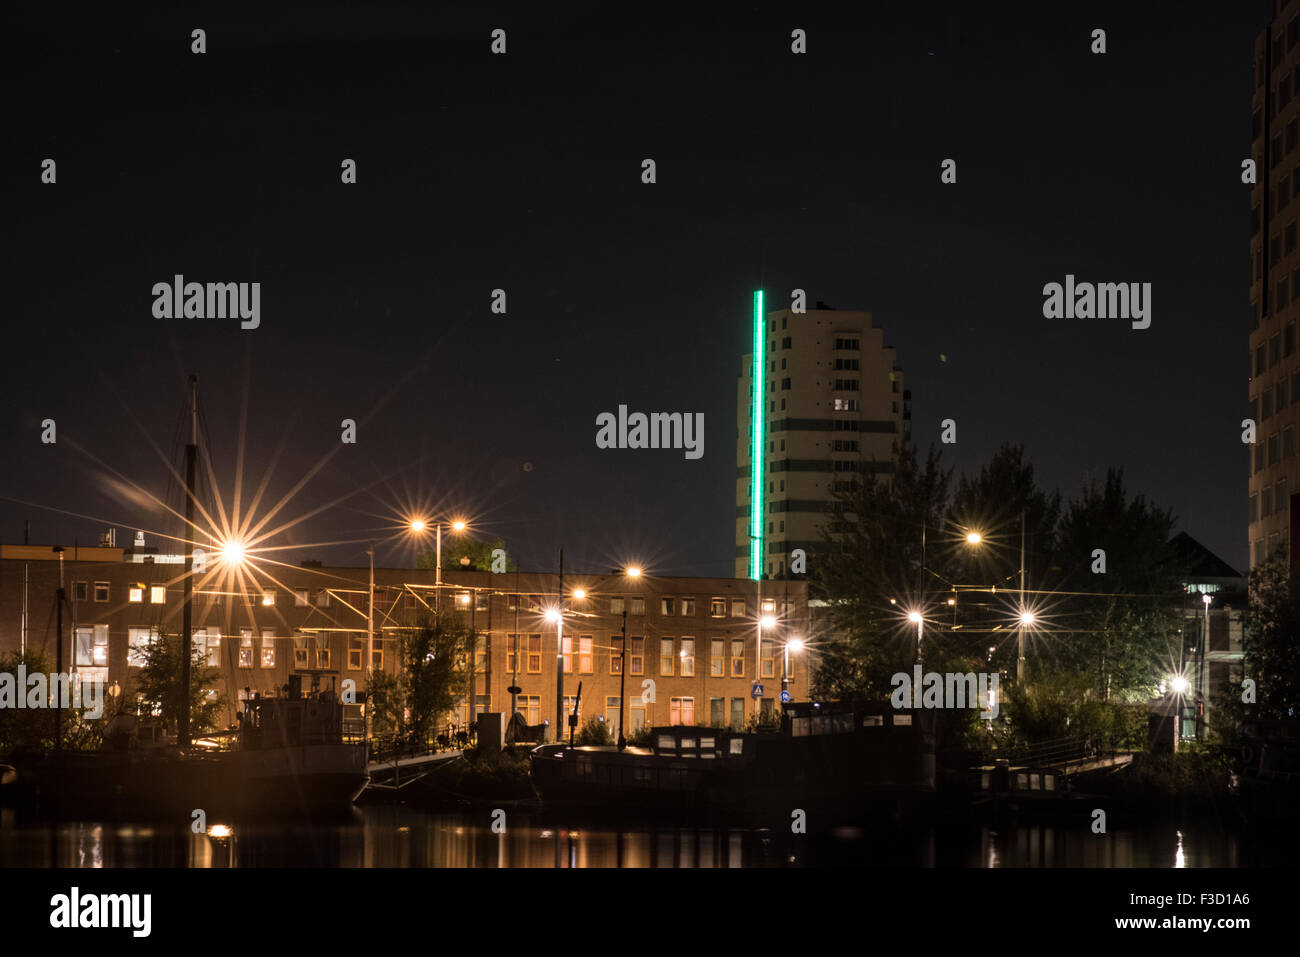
0, 805, 1288, 867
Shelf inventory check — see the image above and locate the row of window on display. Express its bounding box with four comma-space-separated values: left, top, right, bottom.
1250, 476, 1290, 524
1252, 530, 1288, 567
766, 357, 862, 375
513, 694, 773, 730
70, 582, 791, 622
74, 627, 389, 672
1251, 424, 1295, 473
503, 634, 793, 680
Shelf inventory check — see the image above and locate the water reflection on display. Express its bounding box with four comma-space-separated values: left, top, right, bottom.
0, 805, 1283, 868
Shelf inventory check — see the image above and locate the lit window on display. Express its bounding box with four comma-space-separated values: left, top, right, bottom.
240, 629, 254, 668
317, 637, 331, 669
731, 639, 745, 677
680, 638, 695, 677
670, 697, 695, 726
630, 638, 644, 675
681, 597, 695, 616
561, 635, 573, 674
294, 636, 308, 668
150, 586, 166, 604
349, 634, 364, 670
610, 636, 623, 674
629, 598, 645, 616
610, 597, 625, 615
711, 598, 727, 617
660, 638, 674, 676
129, 585, 144, 603
262, 591, 276, 607
661, 597, 675, 615
527, 634, 542, 674
295, 589, 309, 607
731, 600, 745, 618
579, 636, 593, 674
261, 632, 276, 668
711, 639, 724, 676
128, 627, 157, 668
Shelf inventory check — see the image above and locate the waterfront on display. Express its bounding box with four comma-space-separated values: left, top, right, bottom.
0, 805, 1290, 868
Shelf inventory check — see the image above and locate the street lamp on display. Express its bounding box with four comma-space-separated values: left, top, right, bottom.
908, 610, 923, 666
783, 635, 804, 700
966, 531, 983, 545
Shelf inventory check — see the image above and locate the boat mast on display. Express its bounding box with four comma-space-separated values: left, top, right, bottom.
178, 376, 198, 749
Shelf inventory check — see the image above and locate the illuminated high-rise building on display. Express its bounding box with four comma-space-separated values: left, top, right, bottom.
735, 297, 909, 579
1249, 1, 1300, 567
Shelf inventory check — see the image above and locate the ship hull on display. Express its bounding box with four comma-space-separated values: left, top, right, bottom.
8, 744, 368, 819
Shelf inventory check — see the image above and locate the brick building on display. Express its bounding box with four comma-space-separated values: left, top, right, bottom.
0, 539, 812, 741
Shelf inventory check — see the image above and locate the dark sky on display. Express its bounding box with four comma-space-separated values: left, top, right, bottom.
1, 2, 1269, 577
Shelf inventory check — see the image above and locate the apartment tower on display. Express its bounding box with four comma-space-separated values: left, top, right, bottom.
735, 295, 909, 579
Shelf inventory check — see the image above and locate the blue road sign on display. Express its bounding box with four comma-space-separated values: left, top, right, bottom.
751, 683, 764, 698
780, 690, 791, 703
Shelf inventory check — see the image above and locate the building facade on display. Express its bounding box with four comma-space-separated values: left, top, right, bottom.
1249, 0, 1300, 568
735, 299, 909, 579
0, 541, 811, 741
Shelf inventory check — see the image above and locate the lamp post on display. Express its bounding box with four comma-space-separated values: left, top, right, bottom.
617, 608, 628, 750
908, 610, 923, 667
365, 544, 374, 753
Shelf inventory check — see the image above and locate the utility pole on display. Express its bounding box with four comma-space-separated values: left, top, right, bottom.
508, 569, 520, 720
54, 547, 65, 751
1017, 510, 1026, 682
365, 544, 374, 753
179, 376, 197, 750
555, 549, 564, 744
617, 609, 628, 750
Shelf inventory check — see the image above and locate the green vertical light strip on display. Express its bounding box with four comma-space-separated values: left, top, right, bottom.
749, 289, 765, 581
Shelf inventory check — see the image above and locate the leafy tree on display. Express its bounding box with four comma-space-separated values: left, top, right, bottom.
132, 635, 227, 739
417, 537, 516, 572
1053, 469, 1182, 702
1218, 552, 1300, 725
371, 609, 472, 744
812, 444, 950, 700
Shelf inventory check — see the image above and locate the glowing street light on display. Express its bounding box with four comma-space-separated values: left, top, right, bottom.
625, 565, 642, 579
760, 613, 777, 629
1170, 675, 1190, 695
219, 539, 246, 566
543, 606, 561, 624
787, 637, 805, 654
1018, 610, 1036, 627
409, 519, 426, 533
966, 531, 983, 545
572, 588, 586, 600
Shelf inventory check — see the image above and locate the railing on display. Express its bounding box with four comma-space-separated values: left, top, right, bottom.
984, 734, 1123, 772
368, 723, 475, 764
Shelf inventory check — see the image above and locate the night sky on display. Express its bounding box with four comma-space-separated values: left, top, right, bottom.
1, 3, 1269, 577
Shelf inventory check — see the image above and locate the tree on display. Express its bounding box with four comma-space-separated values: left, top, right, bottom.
1053, 468, 1182, 702
132, 635, 227, 738
417, 536, 516, 572
812, 444, 951, 699
371, 609, 472, 744
1222, 552, 1300, 725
